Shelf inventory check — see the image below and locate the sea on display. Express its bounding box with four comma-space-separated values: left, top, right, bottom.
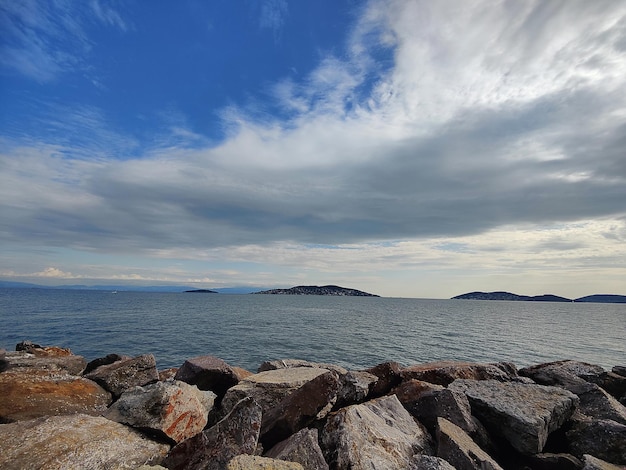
1, 288, 624, 372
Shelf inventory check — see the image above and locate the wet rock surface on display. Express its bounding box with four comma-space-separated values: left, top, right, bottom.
2, 341, 625, 469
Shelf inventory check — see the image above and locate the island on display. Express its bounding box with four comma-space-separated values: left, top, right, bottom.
452, 291, 626, 303
183, 289, 218, 293
253, 285, 379, 297
575, 294, 626, 303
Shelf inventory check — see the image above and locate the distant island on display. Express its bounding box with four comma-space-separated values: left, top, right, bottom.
452, 291, 626, 304
254, 285, 379, 297
183, 289, 218, 293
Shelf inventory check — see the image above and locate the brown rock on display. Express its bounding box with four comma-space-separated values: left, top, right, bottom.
3, 349, 87, 375
0, 413, 169, 470
265, 428, 329, 470
158, 367, 179, 381
364, 361, 402, 397
104, 380, 217, 443
226, 455, 304, 469
163, 397, 262, 470
436, 417, 503, 470
0, 367, 111, 422
84, 353, 159, 397
174, 355, 242, 398
401, 361, 513, 386
260, 369, 340, 448
320, 394, 433, 469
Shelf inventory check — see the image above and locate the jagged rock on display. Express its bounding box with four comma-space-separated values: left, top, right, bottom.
592, 371, 626, 401
104, 380, 217, 443
158, 367, 178, 381
174, 355, 244, 398
0, 413, 169, 470
613, 366, 626, 378
320, 394, 433, 469
259, 369, 340, 448
84, 354, 159, 397
395, 382, 475, 435
335, 370, 377, 408
221, 367, 333, 418
582, 454, 624, 469
163, 397, 262, 470
0, 367, 111, 422
527, 453, 583, 470
15, 340, 42, 351
569, 382, 626, 424
520, 360, 603, 388
436, 417, 503, 470
364, 361, 402, 397
401, 361, 513, 386
409, 455, 456, 470
83, 353, 130, 374
2, 349, 87, 375
226, 455, 304, 469
449, 379, 578, 455
258, 359, 348, 376
566, 417, 626, 465
265, 428, 329, 470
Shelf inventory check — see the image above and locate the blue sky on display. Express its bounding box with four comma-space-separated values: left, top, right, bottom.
1, 0, 626, 298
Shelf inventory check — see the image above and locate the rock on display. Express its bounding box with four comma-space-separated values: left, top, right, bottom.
259, 369, 340, 448
569, 382, 626, 424
613, 366, 626, 378
158, 367, 179, 381
401, 361, 513, 386
174, 355, 243, 398
220, 367, 333, 418
364, 361, 403, 397
320, 394, 433, 469
2, 349, 87, 375
0, 367, 111, 422
258, 359, 347, 376
226, 455, 304, 469
84, 354, 159, 397
436, 417, 503, 470
527, 453, 583, 470
83, 353, 130, 374
265, 428, 329, 470
0, 413, 169, 470
409, 455, 456, 470
592, 371, 626, 401
335, 370, 378, 408
15, 340, 42, 351
582, 454, 624, 470
520, 360, 603, 388
395, 382, 475, 435
566, 417, 626, 465
449, 379, 578, 455
104, 380, 217, 443
163, 397, 262, 470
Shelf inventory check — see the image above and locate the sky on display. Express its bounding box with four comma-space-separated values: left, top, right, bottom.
1, 0, 626, 299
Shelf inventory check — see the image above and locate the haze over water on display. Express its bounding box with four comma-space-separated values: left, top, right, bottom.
1, 288, 623, 372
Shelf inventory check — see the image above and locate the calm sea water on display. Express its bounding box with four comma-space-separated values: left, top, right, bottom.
1, 288, 624, 372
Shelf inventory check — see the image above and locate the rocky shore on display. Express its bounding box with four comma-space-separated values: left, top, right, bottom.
1, 342, 625, 470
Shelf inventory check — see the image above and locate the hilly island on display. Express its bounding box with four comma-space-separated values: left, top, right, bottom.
453, 291, 626, 303
254, 285, 379, 297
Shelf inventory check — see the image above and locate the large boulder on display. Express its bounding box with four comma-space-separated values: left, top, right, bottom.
265, 428, 329, 470
259, 369, 340, 448
582, 454, 624, 470
163, 397, 262, 470
2, 348, 87, 375
174, 355, 246, 398
568, 382, 626, 424
409, 455, 456, 469
0, 413, 169, 469
104, 380, 217, 443
84, 354, 159, 397
566, 416, 626, 465
364, 361, 402, 397
449, 379, 578, 455
226, 455, 304, 469
320, 394, 433, 469
258, 358, 347, 375
436, 418, 503, 470
401, 361, 514, 386
0, 367, 111, 422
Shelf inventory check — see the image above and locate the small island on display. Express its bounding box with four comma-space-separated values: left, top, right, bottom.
183, 289, 218, 293
253, 285, 379, 297
452, 291, 626, 303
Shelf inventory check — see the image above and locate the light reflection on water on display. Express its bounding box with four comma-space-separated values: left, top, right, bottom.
1, 288, 624, 371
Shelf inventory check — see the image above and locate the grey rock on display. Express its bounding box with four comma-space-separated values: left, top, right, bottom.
2, 349, 87, 375
84, 354, 159, 397
226, 455, 304, 469
449, 379, 578, 455
258, 358, 348, 376
567, 417, 626, 465
0, 413, 169, 470
84, 353, 130, 374
520, 360, 604, 388
527, 453, 583, 470
259, 369, 340, 448
335, 370, 378, 408
174, 355, 242, 398
613, 366, 626, 378
582, 454, 624, 470
436, 417, 503, 470
320, 394, 433, 469
409, 455, 456, 470
265, 428, 329, 470
401, 361, 514, 386
569, 382, 626, 424
105, 380, 217, 443
163, 397, 263, 470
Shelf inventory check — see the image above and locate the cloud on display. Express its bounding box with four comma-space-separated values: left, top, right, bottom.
258, 0, 288, 42
33, 267, 78, 278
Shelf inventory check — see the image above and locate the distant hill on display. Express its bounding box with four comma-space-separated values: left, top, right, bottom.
254, 285, 380, 297
574, 294, 626, 304
184, 289, 218, 293
452, 291, 572, 302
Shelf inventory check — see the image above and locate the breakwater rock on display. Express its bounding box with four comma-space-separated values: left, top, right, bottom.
1, 342, 625, 469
